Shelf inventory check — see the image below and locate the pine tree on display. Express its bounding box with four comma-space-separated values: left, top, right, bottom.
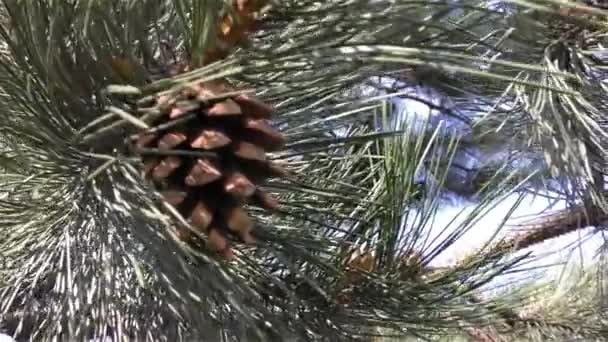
0, 0, 607, 341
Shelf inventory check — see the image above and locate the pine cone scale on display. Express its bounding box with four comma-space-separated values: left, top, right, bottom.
152, 156, 182, 180
234, 94, 273, 119
162, 190, 188, 206
159, 131, 188, 149
137, 133, 158, 148
243, 118, 286, 151
185, 159, 222, 186
191, 129, 232, 149
208, 98, 242, 117
190, 201, 214, 231
224, 172, 256, 198
225, 207, 256, 243
207, 228, 229, 252
252, 189, 280, 210
143, 158, 159, 177
233, 141, 267, 161
169, 102, 200, 119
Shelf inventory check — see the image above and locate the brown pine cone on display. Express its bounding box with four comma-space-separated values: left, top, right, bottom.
133, 81, 286, 258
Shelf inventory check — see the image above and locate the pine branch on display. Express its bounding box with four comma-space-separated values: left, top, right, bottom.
456, 203, 604, 269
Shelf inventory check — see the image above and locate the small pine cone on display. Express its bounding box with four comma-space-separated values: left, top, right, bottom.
132, 81, 286, 257
397, 251, 423, 280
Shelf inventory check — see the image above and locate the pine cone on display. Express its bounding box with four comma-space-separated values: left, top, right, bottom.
132, 80, 286, 258
204, 0, 269, 65
336, 251, 376, 304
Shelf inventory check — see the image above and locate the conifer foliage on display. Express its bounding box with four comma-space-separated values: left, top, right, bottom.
0, 0, 607, 341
